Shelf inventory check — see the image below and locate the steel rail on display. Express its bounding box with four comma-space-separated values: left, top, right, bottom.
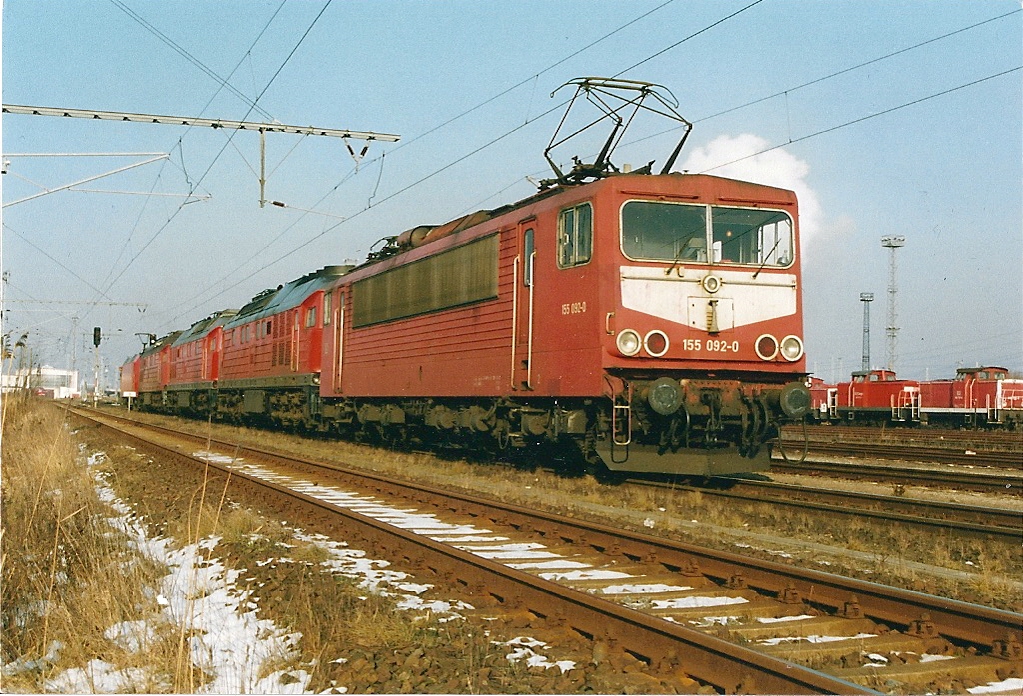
782, 424, 1023, 449
778, 439, 1022, 468
770, 458, 1022, 495
634, 478, 1023, 541
73, 408, 876, 695
75, 407, 1021, 654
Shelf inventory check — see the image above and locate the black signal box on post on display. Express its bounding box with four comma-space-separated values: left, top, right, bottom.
93, 327, 102, 347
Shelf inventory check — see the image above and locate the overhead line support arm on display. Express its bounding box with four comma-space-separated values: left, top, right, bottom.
3, 104, 401, 207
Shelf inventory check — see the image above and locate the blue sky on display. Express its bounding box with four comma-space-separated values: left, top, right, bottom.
2, 0, 1020, 387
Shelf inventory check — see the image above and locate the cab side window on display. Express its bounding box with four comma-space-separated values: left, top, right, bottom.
558, 203, 592, 268
523, 228, 535, 287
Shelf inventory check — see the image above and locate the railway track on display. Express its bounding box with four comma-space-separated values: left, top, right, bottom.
783, 425, 1023, 452
769, 457, 1023, 496
780, 426, 1023, 470
635, 477, 1022, 542
72, 407, 1023, 694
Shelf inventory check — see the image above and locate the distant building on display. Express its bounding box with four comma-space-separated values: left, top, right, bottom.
1, 365, 80, 399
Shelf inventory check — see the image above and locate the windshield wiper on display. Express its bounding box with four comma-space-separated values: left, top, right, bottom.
752, 236, 782, 279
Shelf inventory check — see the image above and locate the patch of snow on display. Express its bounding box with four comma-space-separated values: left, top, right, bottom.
498, 637, 576, 674
759, 632, 877, 646
919, 653, 957, 663
756, 614, 815, 623
539, 569, 634, 581
508, 559, 592, 570
600, 583, 693, 595
689, 616, 739, 627
968, 677, 1023, 694
652, 596, 749, 610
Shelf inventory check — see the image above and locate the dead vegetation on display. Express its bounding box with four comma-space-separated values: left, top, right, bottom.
1, 396, 187, 691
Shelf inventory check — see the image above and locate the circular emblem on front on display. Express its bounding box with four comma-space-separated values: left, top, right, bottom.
702, 274, 721, 293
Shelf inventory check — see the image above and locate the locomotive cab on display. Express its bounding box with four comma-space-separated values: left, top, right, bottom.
568, 173, 811, 474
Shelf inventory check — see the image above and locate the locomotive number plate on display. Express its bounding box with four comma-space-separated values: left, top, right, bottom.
561, 301, 587, 315
682, 338, 740, 353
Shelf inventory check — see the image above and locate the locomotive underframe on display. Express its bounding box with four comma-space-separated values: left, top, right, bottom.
135, 368, 809, 477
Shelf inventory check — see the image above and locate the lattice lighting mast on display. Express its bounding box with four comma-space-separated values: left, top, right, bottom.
881, 235, 906, 373
859, 292, 874, 371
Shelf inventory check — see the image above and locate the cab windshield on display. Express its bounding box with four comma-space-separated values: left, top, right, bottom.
621, 200, 794, 267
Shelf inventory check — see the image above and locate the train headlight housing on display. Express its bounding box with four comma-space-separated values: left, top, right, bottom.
780, 335, 804, 362
755, 334, 779, 360
616, 329, 642, 357
646, 377, 682, 415
644, 330, 669, 357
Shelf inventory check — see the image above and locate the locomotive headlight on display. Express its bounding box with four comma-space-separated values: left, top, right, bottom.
780, 335, 804, 361
646, 377, 682, 415
616, 329, 642, 356
755, 334, 779, 360
644, 330, 669, 357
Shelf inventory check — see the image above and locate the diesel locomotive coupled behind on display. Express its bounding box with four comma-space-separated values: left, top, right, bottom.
119, 79, 813, 477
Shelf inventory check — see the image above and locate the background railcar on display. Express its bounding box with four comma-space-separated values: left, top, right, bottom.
136, 331, 181, 410
164, 310, 237, 415
923, 366, 1023, 427
835, 369, 920, 423
810, 366, 1021, 428
216, 265, 349, 426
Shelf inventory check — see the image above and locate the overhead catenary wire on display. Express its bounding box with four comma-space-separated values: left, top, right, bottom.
110, 0, 276, 122
90, 1, 334, 311
694, 66, 1023, 175
81, 1, 287, 323
148, 0, 758, 325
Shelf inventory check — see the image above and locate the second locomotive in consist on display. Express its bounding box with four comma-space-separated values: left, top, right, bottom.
120, 79, 812, 476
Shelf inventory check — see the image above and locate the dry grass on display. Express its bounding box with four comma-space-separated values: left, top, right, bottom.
0, 396, 198, 691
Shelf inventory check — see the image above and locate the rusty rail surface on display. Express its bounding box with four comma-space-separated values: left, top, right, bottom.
72, 407, 1022, 692
633, 477, 1022, 541
71, 407, 876, 694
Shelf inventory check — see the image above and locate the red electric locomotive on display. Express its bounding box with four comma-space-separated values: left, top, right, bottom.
136, 331, 181, 410
214, 265, 348, 427
164, 310, 236, 415
118, 78, 813, 476
119, 353, 140, 404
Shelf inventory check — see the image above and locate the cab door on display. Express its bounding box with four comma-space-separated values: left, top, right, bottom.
512, 219, 536, 390
332, 290, 346, 392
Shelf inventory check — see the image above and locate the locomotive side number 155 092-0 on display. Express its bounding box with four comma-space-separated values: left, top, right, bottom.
682, 338, 740, 352
561, 301, 587, 315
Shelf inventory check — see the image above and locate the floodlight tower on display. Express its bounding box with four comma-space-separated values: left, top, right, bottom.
881, 235, 906, 373
859, 292, 874, 371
